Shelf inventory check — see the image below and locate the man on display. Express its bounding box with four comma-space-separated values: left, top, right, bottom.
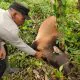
0, 2, 41, 78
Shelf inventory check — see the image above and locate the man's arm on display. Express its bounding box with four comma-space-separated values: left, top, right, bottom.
0, 27, 36, 55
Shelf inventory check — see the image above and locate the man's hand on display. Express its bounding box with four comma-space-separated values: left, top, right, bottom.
0, 49, 6, 60
35, 51, 43, 59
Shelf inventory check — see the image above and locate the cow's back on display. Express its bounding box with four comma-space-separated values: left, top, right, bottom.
36, 16, 58, 41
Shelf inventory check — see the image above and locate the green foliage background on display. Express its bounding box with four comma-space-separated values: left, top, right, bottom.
0, 0, 80, 79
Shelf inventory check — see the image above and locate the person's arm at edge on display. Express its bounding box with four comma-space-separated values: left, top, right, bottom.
0, 28, 36, 56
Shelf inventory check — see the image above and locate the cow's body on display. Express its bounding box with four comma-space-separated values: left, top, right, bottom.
32, 16, 58, 60
35, 16, 58, 50
32, 16, 73, 76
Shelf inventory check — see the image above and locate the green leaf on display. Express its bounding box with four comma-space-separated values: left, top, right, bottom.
59, 65, 63, 72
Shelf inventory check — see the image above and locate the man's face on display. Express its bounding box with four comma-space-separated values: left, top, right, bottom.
13, 11, 26, 26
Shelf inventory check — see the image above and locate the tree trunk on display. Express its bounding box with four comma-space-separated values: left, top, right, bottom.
57, 0, 63, 17
77, 0, 80, 11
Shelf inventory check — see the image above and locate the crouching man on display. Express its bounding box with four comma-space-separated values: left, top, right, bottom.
0, 2, 40, 78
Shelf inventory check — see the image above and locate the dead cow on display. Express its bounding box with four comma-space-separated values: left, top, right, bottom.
32, 16, 73, 76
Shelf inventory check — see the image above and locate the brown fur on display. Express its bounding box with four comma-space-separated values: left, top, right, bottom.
32, 16, 58, 57
32, 16, 73, 76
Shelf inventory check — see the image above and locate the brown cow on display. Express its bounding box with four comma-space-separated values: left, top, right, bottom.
32, 16, 73, 76
32, 16, 58, 58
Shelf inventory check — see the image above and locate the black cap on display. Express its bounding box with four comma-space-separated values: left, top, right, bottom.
9, 2, 31, 20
